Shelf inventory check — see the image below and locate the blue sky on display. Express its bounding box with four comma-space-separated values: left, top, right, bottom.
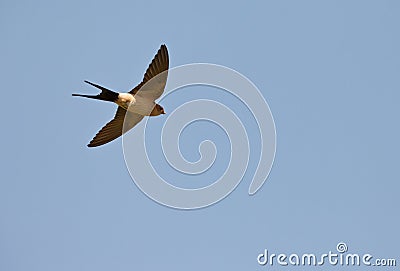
1, 1, 399, 270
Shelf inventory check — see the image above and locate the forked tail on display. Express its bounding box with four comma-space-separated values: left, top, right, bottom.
72, 80, 119, 102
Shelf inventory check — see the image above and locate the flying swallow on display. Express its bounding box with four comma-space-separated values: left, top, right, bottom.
73, 44, 169, 147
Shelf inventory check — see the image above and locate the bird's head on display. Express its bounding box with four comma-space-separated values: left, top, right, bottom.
151, 104, 166, 116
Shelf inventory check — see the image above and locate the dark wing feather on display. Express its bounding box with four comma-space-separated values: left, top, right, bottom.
130, 44, 169, 100
88, 107, 144, 147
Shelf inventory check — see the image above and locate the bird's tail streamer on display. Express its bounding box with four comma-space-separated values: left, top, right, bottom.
122, 63, 276, 209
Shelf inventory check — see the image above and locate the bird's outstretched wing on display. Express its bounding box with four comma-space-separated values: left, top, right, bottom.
130, 44, 169, 100
88, 107, 144, 147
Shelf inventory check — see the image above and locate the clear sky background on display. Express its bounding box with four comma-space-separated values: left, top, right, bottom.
1, 1, 399, 270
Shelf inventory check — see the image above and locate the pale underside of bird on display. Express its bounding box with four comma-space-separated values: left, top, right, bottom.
73, 44, 169, 147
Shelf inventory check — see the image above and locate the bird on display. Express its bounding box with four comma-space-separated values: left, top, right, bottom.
73, 44, 169, 147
